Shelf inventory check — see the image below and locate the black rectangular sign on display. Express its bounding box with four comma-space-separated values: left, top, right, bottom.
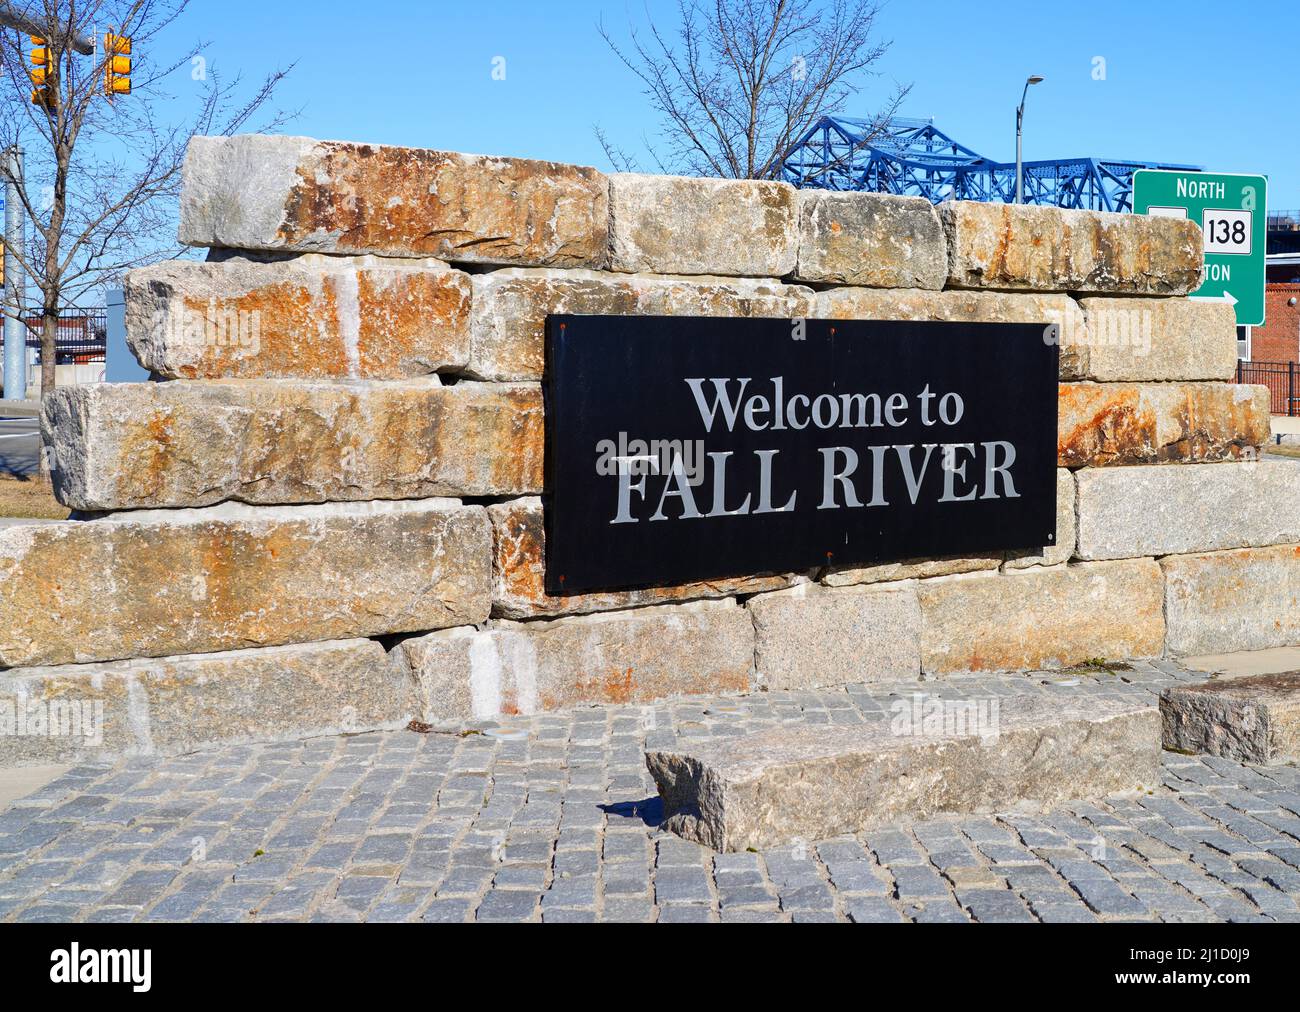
545, 315, 1059, 595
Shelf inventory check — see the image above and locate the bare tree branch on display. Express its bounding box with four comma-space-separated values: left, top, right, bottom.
0, 0, 292, 487
594, 125, 642, 174
0, 0, 292, 431
596, 0, 908, 181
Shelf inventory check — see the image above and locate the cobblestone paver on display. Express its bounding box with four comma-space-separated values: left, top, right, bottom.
3, 661, 1300, 923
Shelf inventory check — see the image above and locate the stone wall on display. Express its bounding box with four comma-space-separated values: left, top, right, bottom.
0, 133, 1285, 764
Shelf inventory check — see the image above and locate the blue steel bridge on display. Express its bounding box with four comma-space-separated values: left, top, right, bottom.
780, 116, 1201, 212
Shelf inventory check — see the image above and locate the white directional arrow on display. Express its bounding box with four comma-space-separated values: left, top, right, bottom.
1190, 291, 1238, 307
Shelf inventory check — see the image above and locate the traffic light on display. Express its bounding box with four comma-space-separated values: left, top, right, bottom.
29, 36, 57, 110
104, 32, 132, 98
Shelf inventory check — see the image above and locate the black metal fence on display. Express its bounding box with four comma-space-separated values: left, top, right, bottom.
1238, 359, 1299, 416
21, 309, 108, 364
1269, 210, 1300, 232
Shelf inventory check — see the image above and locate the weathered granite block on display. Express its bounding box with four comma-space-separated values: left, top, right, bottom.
823, 555, 1001, 588
1077, 462, 1300, 561
1161, 673, 1300, 765
488, 497, 806, 619
1058, 382, 1270, 467
918, 561, 1165, 673
0, 640, 411, 766
1163, 546, 1300, 655
469, 269, 814, 381
748, 583, 921, 690
395, 600, 753, 723
608, 173, 798, 277
1075, 298, 1238, 382
125, 255, 471, 380
647, 695, 1160, 851
0, 500, 490, 668
44, 380, 543, 510
794, 190, 946, 289
179, 135, 609, 267
940, 201, 1202, 295
1004, 469, 1076, 569
811, 287, 1089, 379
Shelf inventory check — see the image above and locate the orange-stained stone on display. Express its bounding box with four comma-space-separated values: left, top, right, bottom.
125, 256, 470, 380
0, 501, 491, 669
43, 380, 544, 510
180, 135, 608, 267
941, 201, 1203, 295
488, 497, 806, 619
1058, 382, 1270, 467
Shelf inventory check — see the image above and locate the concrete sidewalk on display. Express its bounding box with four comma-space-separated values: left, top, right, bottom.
0, 766, 68, 809
1, 658, 1298, 923
1184, 646, 1300, 678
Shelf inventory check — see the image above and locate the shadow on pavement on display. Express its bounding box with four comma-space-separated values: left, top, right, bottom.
0, 451, 37, 479
601, 797, 663, 827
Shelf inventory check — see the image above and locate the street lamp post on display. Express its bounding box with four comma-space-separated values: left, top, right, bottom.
1015, 74, 1045, 204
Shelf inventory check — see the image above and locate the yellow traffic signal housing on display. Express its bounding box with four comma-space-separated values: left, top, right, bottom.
29, 36, 57, 110
30, 49, 54, 79
105, 32, 132, 97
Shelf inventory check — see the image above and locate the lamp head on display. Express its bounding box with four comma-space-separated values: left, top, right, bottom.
1027, 75, 1045, 85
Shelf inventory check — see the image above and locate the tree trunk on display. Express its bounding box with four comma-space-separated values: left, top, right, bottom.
36, 304, 57, 484
40, 309, 56, 396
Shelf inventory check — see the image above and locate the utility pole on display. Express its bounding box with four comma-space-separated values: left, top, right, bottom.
3, 146, 25, 401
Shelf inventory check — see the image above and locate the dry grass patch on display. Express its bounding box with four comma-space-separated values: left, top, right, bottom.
0, 479, 70, 520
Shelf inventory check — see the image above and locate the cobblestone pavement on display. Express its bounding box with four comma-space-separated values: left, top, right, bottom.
3, 660, 1300, 923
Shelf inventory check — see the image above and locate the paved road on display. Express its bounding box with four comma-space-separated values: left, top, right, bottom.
0, 417, 39, 478
2, 661, 1299, 923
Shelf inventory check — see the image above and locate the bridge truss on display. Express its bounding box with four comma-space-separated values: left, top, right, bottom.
780, 117, 1201, 212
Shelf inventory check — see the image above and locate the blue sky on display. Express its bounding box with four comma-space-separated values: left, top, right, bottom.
162, 0, 1299, 206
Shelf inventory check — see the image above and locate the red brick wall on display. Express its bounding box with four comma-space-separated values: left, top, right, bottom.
1252, 284, 1300, 362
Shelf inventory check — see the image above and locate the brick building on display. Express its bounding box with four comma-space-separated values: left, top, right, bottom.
1248, 281, 1300, 362
1242, 212, 1300, 363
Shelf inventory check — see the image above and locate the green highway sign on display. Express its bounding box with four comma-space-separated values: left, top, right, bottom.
1132, 169, 1268, 327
